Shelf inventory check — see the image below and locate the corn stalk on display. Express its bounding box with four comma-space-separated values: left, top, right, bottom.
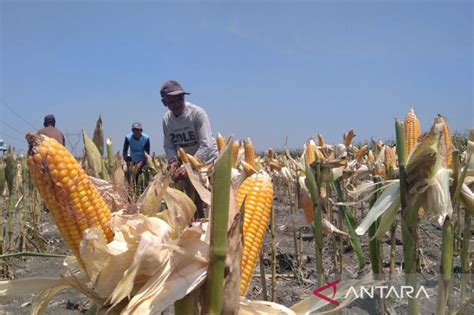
259, 248, 268, 301
368, 176, 383, 279
332, 179, 365, 271
204, 142, 232, 314
396, 119, 419, 315
454, 151, 472, 307
305, 160, 324, 286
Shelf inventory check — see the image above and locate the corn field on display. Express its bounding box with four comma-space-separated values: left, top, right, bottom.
0, 112, 473, 314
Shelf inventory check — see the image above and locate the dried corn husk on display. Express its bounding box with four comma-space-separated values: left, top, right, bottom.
92, 115, 104, 156
83, 130, 109, 180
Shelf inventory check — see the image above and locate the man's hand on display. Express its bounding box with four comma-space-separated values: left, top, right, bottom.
167, 160, 179, 172
173, 165, 188, 181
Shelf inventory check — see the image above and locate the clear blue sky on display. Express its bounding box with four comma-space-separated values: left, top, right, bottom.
1, 0, 472, 156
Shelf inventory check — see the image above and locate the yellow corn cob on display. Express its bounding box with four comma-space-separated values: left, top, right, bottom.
298, 177, 313, 223
436, 114, 453, 168
178, 147, 189, 163
404, 108, 421, 158
244, 138, 256, 168
237, 171, 273, 296
241, 160, 257, 177
26, 133, 113, 265
186, 154, 203, 170
216, 133, 226, 153
269, 159, 283, 171
305, 141, 316, 166
355, 145, 368, 162
343, 129, 355, 146
232, 140, 240, 168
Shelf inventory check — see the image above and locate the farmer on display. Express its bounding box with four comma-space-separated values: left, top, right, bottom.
37, 114, 65, 145
161, 80, 218, 218
122, 122, 150, 179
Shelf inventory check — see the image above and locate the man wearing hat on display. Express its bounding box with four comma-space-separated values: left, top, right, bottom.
161, 80, 218, 218
161, 80, 218, 169
37, 114, 65, 145
122, 122, 150, 177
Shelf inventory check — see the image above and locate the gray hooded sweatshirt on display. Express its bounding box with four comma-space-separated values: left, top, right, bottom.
162, 102, 218, 164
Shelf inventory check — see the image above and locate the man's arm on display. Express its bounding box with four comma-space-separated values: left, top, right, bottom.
163, 119, 177, 162
194, 109, 217, 163
122, 137, 131, 161
144, 138, 150, 155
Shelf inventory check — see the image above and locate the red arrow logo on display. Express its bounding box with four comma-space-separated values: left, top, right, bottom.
313, 280, 340, 306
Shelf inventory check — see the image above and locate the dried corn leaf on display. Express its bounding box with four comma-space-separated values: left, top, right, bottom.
223, 212, 243, 314
355, 183, 401, 236
183, 163, 212, 205
422, 168, 453, 225
108, 231, 172, 307
0, 277, 65, 300
137, 174, 170, 216
460, 183, 474, 215
83, 129, 109, 180
32, 282, 70, 315
239, 298, 296, 314
92, 115, 104, 156
159, 187, 196, 239
122, 227, 209, 314
90, 176, 129, 212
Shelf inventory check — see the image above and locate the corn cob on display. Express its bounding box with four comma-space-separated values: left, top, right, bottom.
92, 115, 104, 156
178, 147, 189, 163
343, 129, 355, 146
317, 133, 325, 147
237, 171, 273, 296
436, 114, 453, 168
216, 133, 226, 153
243, 138, 256, 168
305, 141, 316, 166
298, 176, 313, 223
26, 133, 113, 264
404, 108, 421, 158
384, 146, 397, 178
232, 140, 240, 168
269, 159, 283, 171
186, 153, 203, 170
241, 160, 256, 177
355, 145, 368, 162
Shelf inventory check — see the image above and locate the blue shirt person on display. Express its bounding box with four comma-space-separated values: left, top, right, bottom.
122, 122, 150, 175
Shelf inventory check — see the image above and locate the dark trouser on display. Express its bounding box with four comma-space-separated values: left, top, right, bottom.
181, 177, 205, 220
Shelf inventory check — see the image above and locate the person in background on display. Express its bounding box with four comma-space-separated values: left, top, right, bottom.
160, 80, 218, 218
122, 122, 150, 178
37, 114, 65, 145
37, 114, 65, 213
161, 80, 218, 174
